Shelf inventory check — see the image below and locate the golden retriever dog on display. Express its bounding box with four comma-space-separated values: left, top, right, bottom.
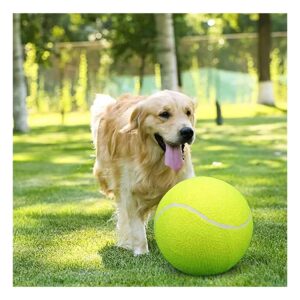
91, 90, 196, 255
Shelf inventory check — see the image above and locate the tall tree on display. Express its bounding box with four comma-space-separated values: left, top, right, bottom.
155, 14, 178, 90
13, 14, 29, 133
101, 14, 156, 92
257, 13, 275, 106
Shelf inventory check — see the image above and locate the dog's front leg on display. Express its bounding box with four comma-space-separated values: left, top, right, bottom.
128, 197, 149, 256
116, 200, 132, 250
116, 193, 149, 255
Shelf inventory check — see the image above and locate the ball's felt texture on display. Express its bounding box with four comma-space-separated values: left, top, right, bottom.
154, 176, 253, 275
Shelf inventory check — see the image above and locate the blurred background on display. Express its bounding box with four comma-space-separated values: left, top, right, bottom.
13, 13, 287, 131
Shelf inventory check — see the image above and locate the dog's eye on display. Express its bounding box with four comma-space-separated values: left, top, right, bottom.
159, 111, 171, 119
186, 110, 191, 116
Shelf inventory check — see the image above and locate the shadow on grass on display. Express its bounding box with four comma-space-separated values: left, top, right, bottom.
15, 207, 114, 235
98, 218, 258, 278
14, 137, 92, 152
14, 160, 93, 177
98, 238, 175, 273
97, 236, 263, 286
14, 124, 90, 136
14, 185, 102, 208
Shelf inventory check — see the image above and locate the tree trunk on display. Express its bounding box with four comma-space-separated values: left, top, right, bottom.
154, 14, 178, 90
175, 38, 182, 88
13, 13, 29, 132
138, 54, 146, 92
173, 15, 182, 88
216, 100, 223, 125
257, 13, 275, 106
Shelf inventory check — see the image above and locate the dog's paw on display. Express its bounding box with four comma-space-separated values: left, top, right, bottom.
133, 245, 149, 256
117, 240, 132, 251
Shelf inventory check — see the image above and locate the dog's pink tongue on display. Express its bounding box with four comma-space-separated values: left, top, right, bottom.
164, 144, 183, 171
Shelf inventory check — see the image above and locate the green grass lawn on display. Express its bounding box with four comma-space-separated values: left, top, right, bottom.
13, 104, 287, 286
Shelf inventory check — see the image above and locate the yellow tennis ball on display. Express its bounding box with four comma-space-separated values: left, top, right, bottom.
154, 176, 253, 275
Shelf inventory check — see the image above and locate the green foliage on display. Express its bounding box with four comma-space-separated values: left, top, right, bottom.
106, 14, 156, 61
97, 51, 113, 93
37, 77, 50, 112
154, 63, 161, 90
95, 14, 157, 80
20, 14, 98, 65
183, 14, 257, 36
60, 78, 73, 113
271, 48, 287, 103
20, 13, 287, 113
75, 52, 88, 110
59, 48, 73, 68
24, 43, 39, 111
271, 14, 287, 32
20, 13, 287, 70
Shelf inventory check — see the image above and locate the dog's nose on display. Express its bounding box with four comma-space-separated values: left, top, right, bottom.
179, 127, 194, 141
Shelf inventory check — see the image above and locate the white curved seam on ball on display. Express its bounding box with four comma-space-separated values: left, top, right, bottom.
155, 203, 252, 230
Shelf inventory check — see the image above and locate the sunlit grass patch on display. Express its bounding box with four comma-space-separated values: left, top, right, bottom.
28, 112, 90, 127
195, 103, 286, 121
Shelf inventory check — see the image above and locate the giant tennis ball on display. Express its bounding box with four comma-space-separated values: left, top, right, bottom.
154, 176, 253, 275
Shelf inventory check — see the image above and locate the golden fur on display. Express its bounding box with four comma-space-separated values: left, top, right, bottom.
91, 90, 196, 255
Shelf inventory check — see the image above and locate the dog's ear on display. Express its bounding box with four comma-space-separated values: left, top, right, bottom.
120, 104, 142, 133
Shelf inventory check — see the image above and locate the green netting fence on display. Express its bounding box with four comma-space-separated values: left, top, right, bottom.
100, 68, 258, 104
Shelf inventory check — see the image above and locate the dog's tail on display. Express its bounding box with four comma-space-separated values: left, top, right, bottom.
90, 94, 117, 146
